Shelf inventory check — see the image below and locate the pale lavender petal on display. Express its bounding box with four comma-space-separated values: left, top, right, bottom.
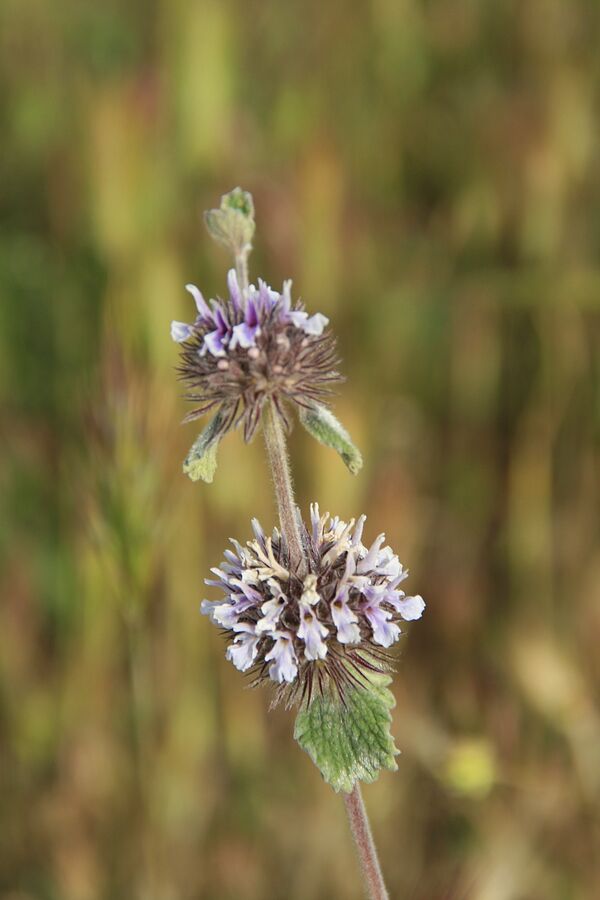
232, 580, 263, 604
389, 568, 409, 589
363, 602, 401, 648
230, 321, 259, 350
257, 279, 279, 312
265, 632, 298, 683
185, 283, 212, 318
373, 547, 402, 578
310, 503, 322, 542
214, 307, 229, 334
288, 310, 309, 329
300, 312, 329, 335
200, 599, 221, 622
171, 321, 193, 342
203, 330, 227, 357
227, 268, 242, 313
393, 594, 425, 621
256, 595, 286, 635
299, 574, 320, 608
281, 279, 293, 314
351, 514, 367, 548
212, 595, 257, 629
245, 297, 259, 328
211, 603, 240, 629
331, 594, 361, 644
357, 534, 386, 574
342, 550, 357, 580
298, 609, 328, 660
361, 584, 386, 605
226, 624, 260, 672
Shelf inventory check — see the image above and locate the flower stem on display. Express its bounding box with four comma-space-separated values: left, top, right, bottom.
262, 400, 305, 573
235, 245, 250, 294
236, 227, 386, 897
343, 785, 389, 900
235, 243, 304, 571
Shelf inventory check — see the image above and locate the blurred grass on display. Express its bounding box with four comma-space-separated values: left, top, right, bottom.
1, 1, 599, 898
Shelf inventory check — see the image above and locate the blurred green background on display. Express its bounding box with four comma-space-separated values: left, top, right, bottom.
1, 1, 599, 897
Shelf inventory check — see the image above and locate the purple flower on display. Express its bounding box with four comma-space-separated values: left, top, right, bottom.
388, 593, 426, 621
331, 589, 361, 644
298, 606, 328, 660
172, 269, 340, 442
185, 283, 212, 319
226, 623, 260, 672
201, 307, 230, 357
362, 590, 401, 648
171, 321, 194, 343
265, 631, 298, 683
200, 505, 425, 706
227, 268, 242, 314
256, 594, 286, 634
287, 310, 329, 335
229, 296, 260, 350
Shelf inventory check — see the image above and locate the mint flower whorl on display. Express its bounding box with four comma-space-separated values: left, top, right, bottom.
201, 505, 425, 707
171, 270, 340, 442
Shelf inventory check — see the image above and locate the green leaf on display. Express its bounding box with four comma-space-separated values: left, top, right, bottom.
299, 403, 363, 474
204, 187, 255, 254
293, 675, 399, 793
182, 413, 223, 483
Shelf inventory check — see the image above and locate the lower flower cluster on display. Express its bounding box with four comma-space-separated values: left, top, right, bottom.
201, 505, 425, 705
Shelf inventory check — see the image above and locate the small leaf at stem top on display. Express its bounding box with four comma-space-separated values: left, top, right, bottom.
204, 187, 255, 257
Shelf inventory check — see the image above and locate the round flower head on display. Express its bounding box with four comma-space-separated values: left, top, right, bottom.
172, 270, 340, 442
201, 505, 425, 708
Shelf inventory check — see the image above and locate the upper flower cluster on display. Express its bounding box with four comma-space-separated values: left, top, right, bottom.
172, 269, 329, 356
201, 505, 425, 706
172, 270, 340, 442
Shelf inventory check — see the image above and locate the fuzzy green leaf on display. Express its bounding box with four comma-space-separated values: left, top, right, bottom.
299, 403, 363, 474
182, 414, 223, 484
293, 676, 399, 793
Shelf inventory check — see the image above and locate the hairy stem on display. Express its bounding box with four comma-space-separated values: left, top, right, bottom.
236, 234, 386, 897
235, 246, 250, 294
343, 785, 389, 900
236, 243, 304, 570
262, 400, 305, 573
234, 242, 251, 295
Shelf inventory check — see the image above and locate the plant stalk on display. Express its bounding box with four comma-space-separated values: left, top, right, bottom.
262, 400, 305, 572
235, 245, 250, 295
235, 245, 304, 572
237, 239, 387, 898
343, 785, 389, 900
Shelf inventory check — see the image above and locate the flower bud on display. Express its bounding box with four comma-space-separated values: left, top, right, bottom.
204, 186, 255, 257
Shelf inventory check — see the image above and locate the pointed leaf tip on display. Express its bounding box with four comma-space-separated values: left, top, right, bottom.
293, 676, 399, 793
299, 403, 363, 474
182, 413, 223, 484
